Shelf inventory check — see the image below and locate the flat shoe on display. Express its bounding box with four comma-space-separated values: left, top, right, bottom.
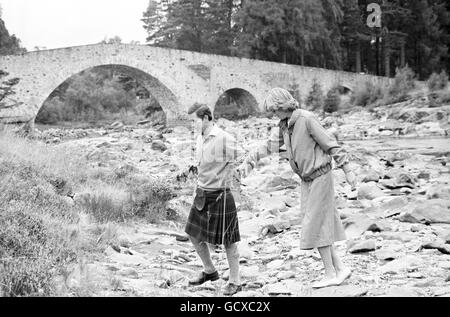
188, 271, 220, 286
311, 277, 338, 289
223, 283, 242, 296
336, 268, 352, 285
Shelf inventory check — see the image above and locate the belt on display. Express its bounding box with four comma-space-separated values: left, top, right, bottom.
194, 187, 230, 211
302, 162, 332, 183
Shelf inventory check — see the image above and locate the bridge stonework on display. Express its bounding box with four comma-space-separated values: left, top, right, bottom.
0, 44, 392, 124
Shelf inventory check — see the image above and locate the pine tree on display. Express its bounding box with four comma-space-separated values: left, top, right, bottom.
236, 0, 331, 65
319, 0, 344, 69
0, 18, 26, 55
340, 0, 369, 73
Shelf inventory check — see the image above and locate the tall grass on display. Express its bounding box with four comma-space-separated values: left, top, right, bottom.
77, 176, 176, 224
0, 130, 176, 296
0, 130, 89, 184
0, 158, 80, 296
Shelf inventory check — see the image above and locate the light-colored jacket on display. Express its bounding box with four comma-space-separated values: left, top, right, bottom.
247, 109, 348, 181
197, 125, 243, 190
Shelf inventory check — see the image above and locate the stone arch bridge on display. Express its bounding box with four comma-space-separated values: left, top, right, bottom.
0, 43, 392, 125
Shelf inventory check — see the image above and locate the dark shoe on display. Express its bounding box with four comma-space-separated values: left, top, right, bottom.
188, 271, 219, 286
223, 283, 242, 296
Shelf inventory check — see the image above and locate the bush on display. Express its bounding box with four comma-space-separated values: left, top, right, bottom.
436, 89, 450, 104
78, 192, 130, 223
79, 176, 175, 224
127, 177, 175, 223
427, 71, 449, 92
0, 132, 112, 297
0, 161, 79, 297
351, 80, 385, 107
148, 111, 167, 126
324, 88, 341, 113
306, 79, 325, 111
385, 66, 416, 104
35, 98, 65, 124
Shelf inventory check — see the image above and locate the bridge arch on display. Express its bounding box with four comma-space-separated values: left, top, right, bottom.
213, 88, 259, 120
0, 44, 394, 126
35, 64, 180, 124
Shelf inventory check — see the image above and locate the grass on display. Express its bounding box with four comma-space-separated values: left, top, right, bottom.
76, 174, 176, 224
0, 130, 177, 296
0, 160, 80, 296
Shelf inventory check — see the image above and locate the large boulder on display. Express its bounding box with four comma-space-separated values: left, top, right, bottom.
343, 214, 381, 238
260, 175, 299, 192
381, 169, 417, 189
348, 239, 377, 254
151, 140, 168, 152
358, 182, 385, 200
378, 255, 424, 274
421, 239, 450, 255
398, 199, 450, 224
361, 169, 381, 183
427, 184, 450, 200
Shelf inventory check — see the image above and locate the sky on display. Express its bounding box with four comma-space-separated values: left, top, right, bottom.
0, 0, 150, 51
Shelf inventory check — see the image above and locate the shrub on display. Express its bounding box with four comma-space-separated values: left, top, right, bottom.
0, 161, 79, 297
148, 111, 167, 126
324, 88, 341, 113
351, 80, 385, 107
78, 192, 130, 223
306, 79, 324, 111
0, 132, 110, 297
35, 98, 65, 124
436, 89, 450, 104
79, 177, 175, 224
427, 70, 449, 92
385, 66, 416, 104
127, 177, 175, 223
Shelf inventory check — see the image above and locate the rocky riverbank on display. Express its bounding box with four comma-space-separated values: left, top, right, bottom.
32, 97, 450, 297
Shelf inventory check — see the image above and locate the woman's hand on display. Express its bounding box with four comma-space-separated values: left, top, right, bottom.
345, 170, 356, 190
238, 161, 253, 179
342, 163, 356, 190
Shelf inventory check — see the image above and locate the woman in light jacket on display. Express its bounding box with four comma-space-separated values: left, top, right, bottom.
239, 88, 356, 288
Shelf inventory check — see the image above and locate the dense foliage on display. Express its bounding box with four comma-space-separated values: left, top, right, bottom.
143, 0, 450, 80
35, 67, 163, 124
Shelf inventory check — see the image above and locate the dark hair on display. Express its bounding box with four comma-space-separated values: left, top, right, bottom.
196, 108, 213, 121
188, 103, 213, 121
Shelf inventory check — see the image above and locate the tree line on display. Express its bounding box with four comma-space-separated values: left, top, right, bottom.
142, 0, 450, 80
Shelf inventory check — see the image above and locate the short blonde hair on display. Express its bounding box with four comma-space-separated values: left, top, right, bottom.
263, 88, 299, 113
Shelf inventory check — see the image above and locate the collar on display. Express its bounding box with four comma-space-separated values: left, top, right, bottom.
203, 124, 220, 138
288, 109, 302, 129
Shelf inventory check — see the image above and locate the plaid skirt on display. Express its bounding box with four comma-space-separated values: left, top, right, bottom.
185, 189, 240, 246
